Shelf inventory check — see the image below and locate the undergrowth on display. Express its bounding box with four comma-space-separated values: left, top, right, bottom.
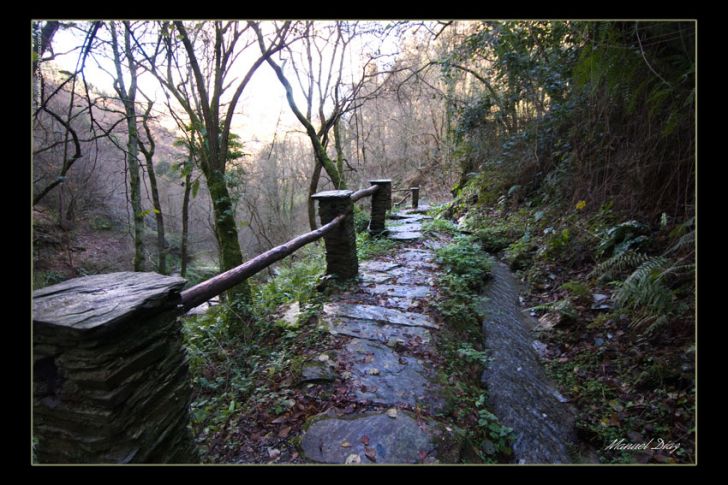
431, 233, 514, 462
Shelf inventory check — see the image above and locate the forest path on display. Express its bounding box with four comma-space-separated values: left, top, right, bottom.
299, 207, 581, 464
300, 206, 466, 464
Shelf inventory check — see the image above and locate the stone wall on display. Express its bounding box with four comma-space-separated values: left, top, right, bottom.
33, 272, 199, 463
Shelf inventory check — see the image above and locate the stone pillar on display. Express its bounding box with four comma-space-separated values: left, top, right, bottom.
411, 187, 420, 209
312, 190, 358, 279
368, 179, 392, 236
32, 272, 199, 464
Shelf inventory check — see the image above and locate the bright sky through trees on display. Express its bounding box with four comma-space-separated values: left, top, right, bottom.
45, 20, 404, 154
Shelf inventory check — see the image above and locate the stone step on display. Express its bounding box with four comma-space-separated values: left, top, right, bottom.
323, 303, 437, 329
301, 411, 462, 464
343, 338, 444, 413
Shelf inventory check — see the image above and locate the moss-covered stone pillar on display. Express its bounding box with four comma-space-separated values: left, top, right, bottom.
369, 179, 392, 236
312, 190, 358, 279
411, 187, 420, 209
32, 272, 199, 464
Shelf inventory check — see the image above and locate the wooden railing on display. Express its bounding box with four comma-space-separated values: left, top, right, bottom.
31, 178, 421, 463
179, 181, 421, 311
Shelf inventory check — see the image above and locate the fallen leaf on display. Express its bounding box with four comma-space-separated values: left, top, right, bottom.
360, 435, 369, 446
345, 453, 361, 464
341, 441, 352, 448
364, 446, 377, 462
291, 452, 299, 460
386, 408, 398, 418
278, 426, 291, 438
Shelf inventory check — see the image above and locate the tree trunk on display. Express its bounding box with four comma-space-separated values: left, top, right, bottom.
127, 117, 145, 272
205, 169, 251, 302
139, 107, 167, 274
308, 160, 323, 231
181, 168, 192, 278
111, 21, 144, 272
144, 153, 167, 274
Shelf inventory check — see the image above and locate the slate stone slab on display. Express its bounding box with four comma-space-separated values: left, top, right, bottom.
374, 297, 417, 311
346, 339, 444, 412
326, 316, 431, 344
388, 214, 432, 222
361, 284, 432, 299
360, 261, 400, 273
32, 272, 198, 464
324, 303, 437, 328
298, 360, 336, 384
33, 272, 186, 332
301, 412, 437, 464
388, 231, 422, 241
387, 268, 435, 286
387, 222, 423, 233
396, 249, 437, 269
359, 271, 395, 284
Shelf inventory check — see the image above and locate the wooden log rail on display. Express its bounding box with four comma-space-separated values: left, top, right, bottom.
180, 213, 347, 311
180, 179, 404, 311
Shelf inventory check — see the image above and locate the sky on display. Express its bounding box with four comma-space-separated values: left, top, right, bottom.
46, 20, 404, 156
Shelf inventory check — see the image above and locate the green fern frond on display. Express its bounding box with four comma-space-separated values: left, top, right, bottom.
623, 256, 671, 286
590, 250, 651, 280
665, 230, 695, 256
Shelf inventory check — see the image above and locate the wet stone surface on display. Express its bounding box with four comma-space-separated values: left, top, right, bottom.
325, 316, 432, 344
479, 260, 578, 463
388, 231, 422, 241
345, 338, 444, 413
301, 412, 437, 464
302, 212, 462, 463
324, 303, 437, 328
360, 284, 432, 299
298, 360, 336, 385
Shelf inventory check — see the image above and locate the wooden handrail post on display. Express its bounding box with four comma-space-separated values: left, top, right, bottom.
311, 190, 358, 279
369, 179, 391, 236
411, 187, 420, 209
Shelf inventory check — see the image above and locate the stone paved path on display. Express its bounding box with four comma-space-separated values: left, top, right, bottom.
300, 207, 463, 464
301, 206, 579, 464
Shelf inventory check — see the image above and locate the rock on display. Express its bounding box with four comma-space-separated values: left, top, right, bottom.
301, 412, 439, 464
359, 272, 394, 284
386, 267, 434, 286
345, 338, 444, 413
33, 272, 186, 334
279, 301, 301, 327
359, 261, 400, 273
323, 303, 438, 328
360, 284, 431, 299
387, 222, 423, 233
388, 214, 432, 221
388, 231, 422, 241
33, 272, 197, 464
325, 316, 431, 345
298, 360, 336, 385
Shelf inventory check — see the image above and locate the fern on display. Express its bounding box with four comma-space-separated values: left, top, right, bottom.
590, 250, 651, 281
664, 229, 695, 257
